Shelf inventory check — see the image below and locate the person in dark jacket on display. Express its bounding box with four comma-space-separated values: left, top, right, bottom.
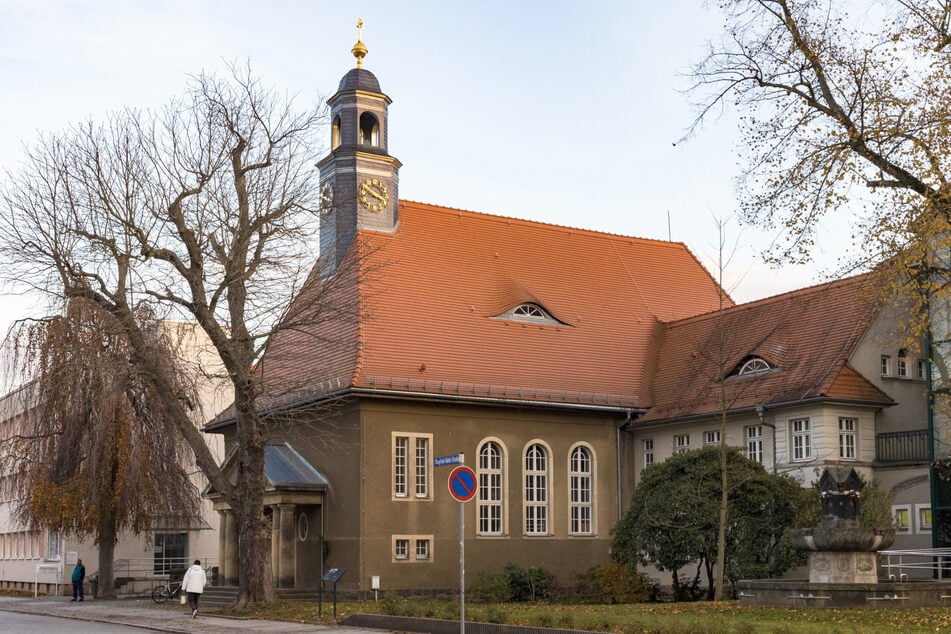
71, 559, 86, 601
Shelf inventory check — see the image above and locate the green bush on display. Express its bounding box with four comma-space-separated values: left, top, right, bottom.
577, 562, 658, 604
469, 570, 510, 603
503, 563, 557, 602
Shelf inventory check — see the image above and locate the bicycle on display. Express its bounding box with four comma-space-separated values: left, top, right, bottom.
151, 580, 183, 604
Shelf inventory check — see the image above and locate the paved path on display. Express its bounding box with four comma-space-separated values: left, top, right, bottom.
0, 595, 381, 634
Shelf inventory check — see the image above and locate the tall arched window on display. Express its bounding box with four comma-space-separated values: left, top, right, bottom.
524, 443, 549, 535
569, 445, 595, 535
359, 112, 380, 146
478, 441, 504, 536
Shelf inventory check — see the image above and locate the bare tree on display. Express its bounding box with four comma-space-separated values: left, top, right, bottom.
2, 298, 199, 597
0, 64, 335, 604
689, 0, 951, 283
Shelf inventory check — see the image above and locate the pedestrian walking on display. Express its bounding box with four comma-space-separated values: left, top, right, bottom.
71, 559, 85, 601
181, 559, 207, 618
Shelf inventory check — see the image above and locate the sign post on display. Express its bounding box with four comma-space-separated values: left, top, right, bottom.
448, 465, 476, 634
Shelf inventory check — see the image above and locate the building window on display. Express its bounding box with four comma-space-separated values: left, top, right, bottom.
569, 444, 595, 535
893, 505, 911, 532
791, 418, 812, 462
643, 439, 654, 466
478, 440, 505, 536
704, 430, 721, 446
393, 535, 434, 562
918, 359, 927, 379
673, 434, 690, 454
898, 350, 909, 378
393, 433, 432, 500
917, 505, 933, 533
737, 357, 771, 375
153, 532, 187, 575
838, 417, 857, 460
359, 111, 380, 146
46, 531, 60, 561
881, 355, 891, 376
524, 443, 549, 536
746, 425, 763, 464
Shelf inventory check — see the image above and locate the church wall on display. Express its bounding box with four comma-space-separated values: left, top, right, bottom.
347, 398, 621, 593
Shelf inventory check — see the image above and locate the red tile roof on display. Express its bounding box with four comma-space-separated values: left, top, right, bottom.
251, 200, 729, 413
637, 273, 893, 424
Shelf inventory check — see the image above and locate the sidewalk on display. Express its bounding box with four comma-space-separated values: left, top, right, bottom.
0, 595, 380, 633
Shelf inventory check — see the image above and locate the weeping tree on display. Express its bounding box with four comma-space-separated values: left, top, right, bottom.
0, 63, 342, 604
4, 298, 199, 597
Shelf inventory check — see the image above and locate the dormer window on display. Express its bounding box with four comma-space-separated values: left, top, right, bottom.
359, 112, 380, 146
731, 356, 772, 378
495, 303, 561, 325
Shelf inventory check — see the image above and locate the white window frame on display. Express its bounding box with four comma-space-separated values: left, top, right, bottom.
477, 439, 506, 536
523, 442, 550, 536
746, 425, 763, 464
881, 355, 891, 377
838, 417, 857, 460
673, 434, 690, 454
791, 418, 812, 462
392, 535, 434, 562
916, 504, 933, 533
918, 359, 927, 379
392, 432, 432, 500
892, 504, 911, 532
46, 531, 61, 561
569, 443, 596, 536
643, 439, 654, 466
704, 430, 721, 446
898, 357, 908, 377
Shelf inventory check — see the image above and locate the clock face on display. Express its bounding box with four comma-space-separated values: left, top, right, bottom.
319, 182, 335, 214
359, 178, 389, 212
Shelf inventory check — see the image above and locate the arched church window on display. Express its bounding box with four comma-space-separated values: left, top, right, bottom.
359, 112, 380, 146
332, 115, 341, 149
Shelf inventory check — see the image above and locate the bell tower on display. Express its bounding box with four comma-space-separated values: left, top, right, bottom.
317, 19, 401, 272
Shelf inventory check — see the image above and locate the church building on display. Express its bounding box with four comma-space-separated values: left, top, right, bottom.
205, 29, 935, 593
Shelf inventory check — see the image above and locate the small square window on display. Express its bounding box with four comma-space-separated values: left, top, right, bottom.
704, 430, 721, 446
394, 539, 409, 560
415, 539, 430, 560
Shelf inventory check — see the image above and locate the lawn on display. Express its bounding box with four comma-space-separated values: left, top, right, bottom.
215, 598, 951, 633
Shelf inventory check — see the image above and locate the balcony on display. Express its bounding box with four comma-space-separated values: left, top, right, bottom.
876, 430, 930, 465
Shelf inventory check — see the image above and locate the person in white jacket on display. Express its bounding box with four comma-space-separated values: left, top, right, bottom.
181, 559, 208, 618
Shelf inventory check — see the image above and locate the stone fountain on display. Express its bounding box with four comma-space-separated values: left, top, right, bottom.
737, 467, 950, 608
787, 467, 894, 584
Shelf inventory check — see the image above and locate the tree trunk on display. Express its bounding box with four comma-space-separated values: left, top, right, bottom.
96, 509, 118, 599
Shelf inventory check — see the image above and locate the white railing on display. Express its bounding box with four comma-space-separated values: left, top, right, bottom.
880, 548, 951, 580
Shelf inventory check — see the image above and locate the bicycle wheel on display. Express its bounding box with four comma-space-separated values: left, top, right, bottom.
151, 585, 171, 604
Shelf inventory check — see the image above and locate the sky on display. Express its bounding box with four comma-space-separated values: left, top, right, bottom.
0, 0, 855, 336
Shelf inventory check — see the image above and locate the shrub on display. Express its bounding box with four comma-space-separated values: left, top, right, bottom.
503, 563, 558, 602
577, 562, 658, 604
469, 570, 510, 603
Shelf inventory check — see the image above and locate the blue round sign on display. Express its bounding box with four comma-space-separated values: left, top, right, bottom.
448, 465, 477, 502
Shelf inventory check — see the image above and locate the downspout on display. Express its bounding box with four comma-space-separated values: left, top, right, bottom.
756, 404, 776, 474
617, 410, 634, 520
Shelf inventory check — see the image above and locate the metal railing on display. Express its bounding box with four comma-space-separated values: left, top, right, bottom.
880, 548, 951, 580
91, 557, 220, 596
876, 430, 930, 464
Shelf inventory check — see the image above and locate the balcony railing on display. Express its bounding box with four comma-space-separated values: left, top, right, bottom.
876, 430, 930, 464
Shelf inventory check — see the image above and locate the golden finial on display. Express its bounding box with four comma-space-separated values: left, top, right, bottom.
352, 18, 368, 68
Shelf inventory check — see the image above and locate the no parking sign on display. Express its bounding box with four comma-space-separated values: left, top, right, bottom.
447, 465, 477, 502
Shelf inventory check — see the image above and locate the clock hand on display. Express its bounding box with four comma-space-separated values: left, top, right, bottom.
368, 188, 385, 201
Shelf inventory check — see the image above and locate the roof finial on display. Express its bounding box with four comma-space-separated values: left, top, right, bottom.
352, 18, 368, 68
